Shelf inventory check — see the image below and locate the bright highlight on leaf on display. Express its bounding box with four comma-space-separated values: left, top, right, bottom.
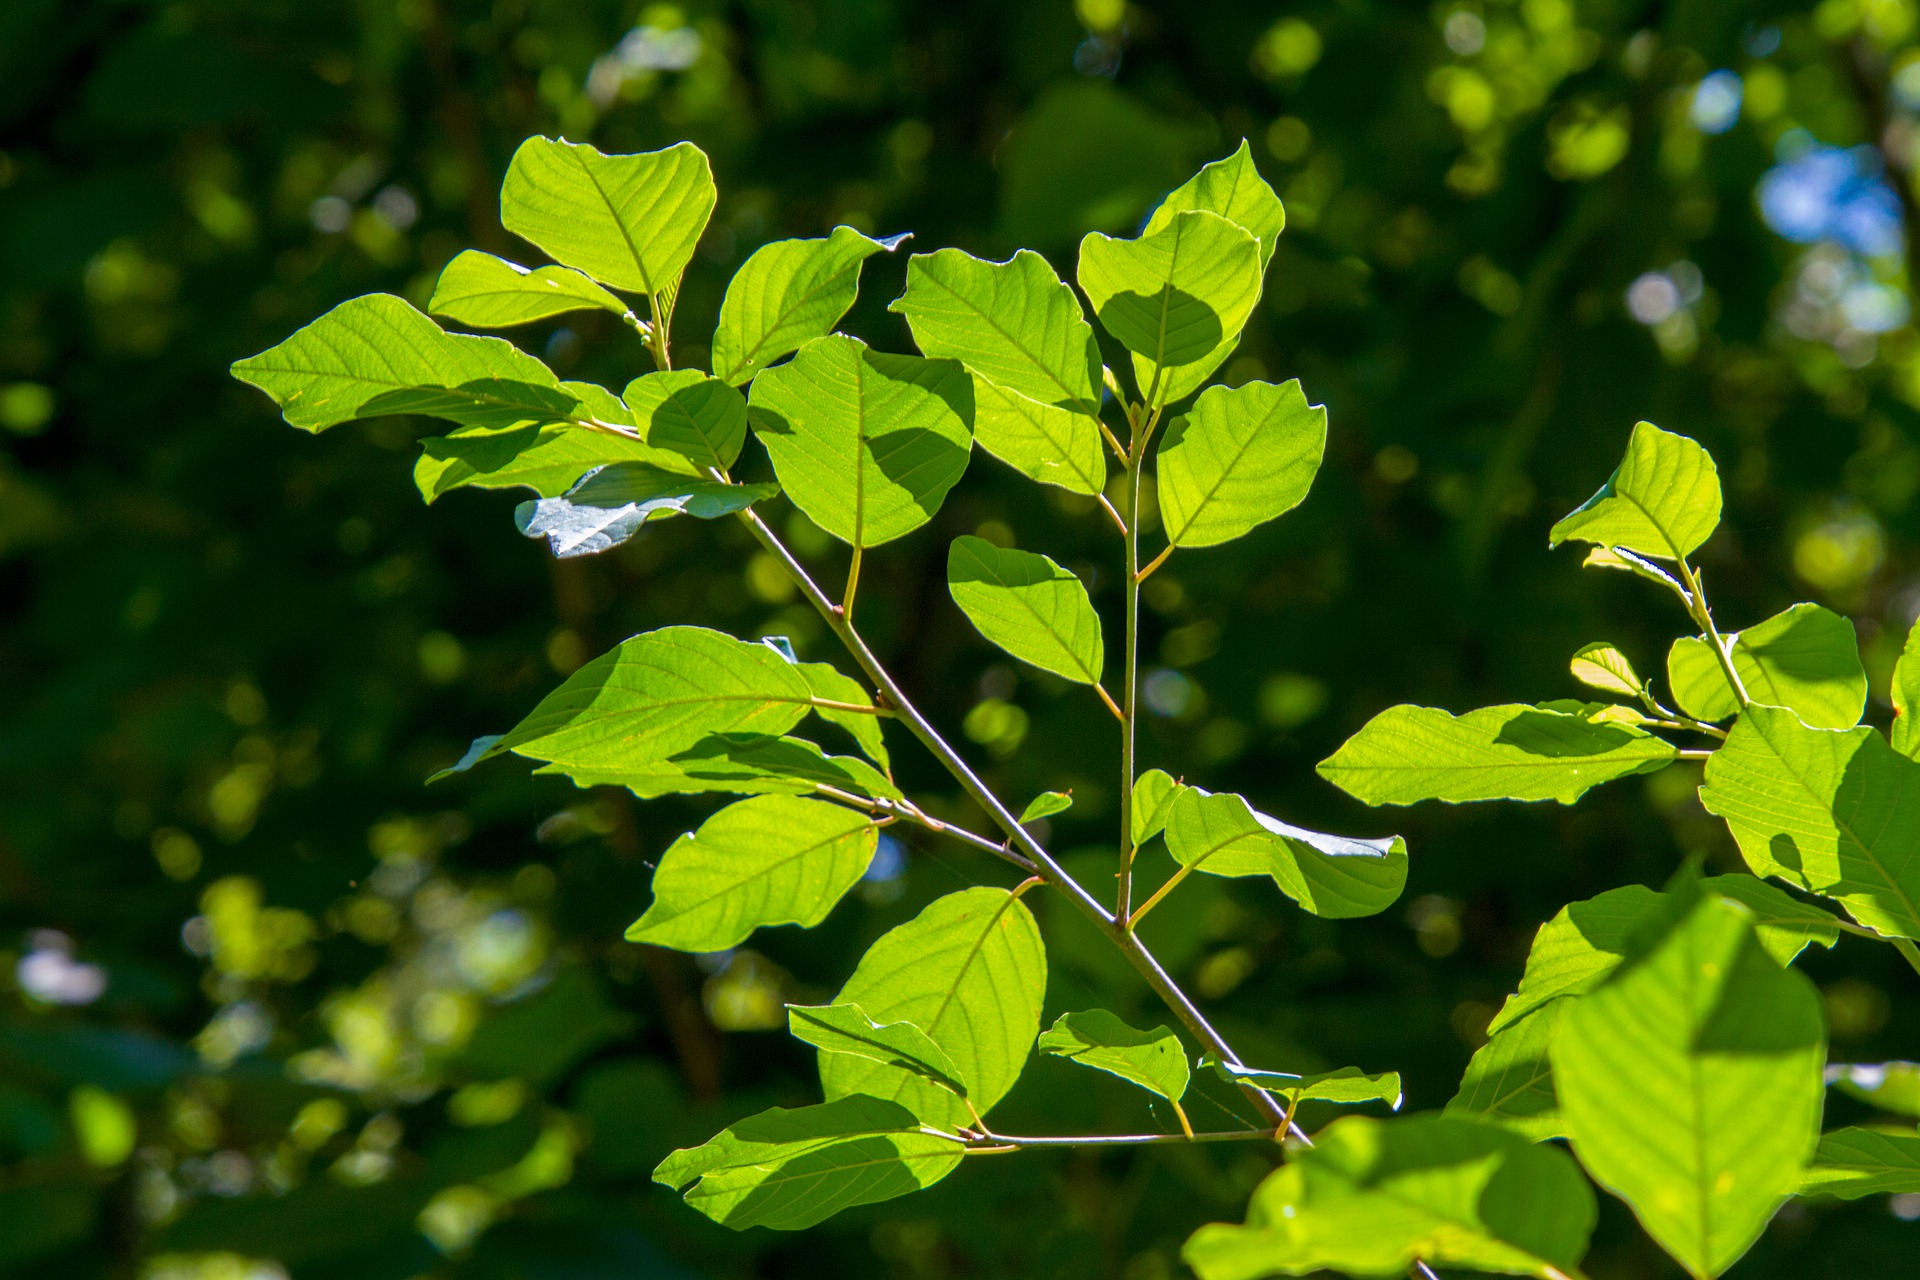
1548, 421, 1721, 562
1163, 788, 1407, 918
428, 250, 629, 328
947, 535, 1103, 684
1143, 139, 1286, 271
1019, 791, 1073, 823
712, 227, 906, 385
1666, 602, 1866, 729
1039, 1009, 1189, 1103
1826, 1060, 1920, 1117
1156, 378, 1325, 548
786, 1003, 969, 1098
515, 463, 776, 558
1203, 1054, 1401, 1110
1569, 642, 1645, 699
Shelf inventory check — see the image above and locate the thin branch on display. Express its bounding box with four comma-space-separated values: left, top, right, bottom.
1097, 493, 1128, 536
1098, 418, 1129, 462
1674, 558, 1750, 708
1136, 544, 1175, 583
1095, 683, 1125, 722
1894, 937, 1920, 981
1127, 865, 1191, 930
812, 785, 1038, 874
807, 696, 893, 717
1117, 405, 1145, 921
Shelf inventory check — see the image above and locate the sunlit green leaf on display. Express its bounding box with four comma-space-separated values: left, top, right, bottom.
971, 378, 1108, 495
1800, 1128, 1920, 1198
603, 732, 899, 802
623, 796, 878, 951
1553, 892, 1825, 1279
1894, 617, 1920, 759
786, 1003, 968, 1098
1699, 703, 1920, 939
1078, 210, 1262, 407
1569, 642, 1645, 699
1548, 421, 1721, 562
1155, 379, 1324, 549
748, 335, 974, 548
1203, 1054, 1400, 1110
501, 137, 715, 299
415, 420, 684, 502
1183, 1115, 1596, 1280
515, 463, 776, 558
1317, 702, 1677, 806
1667, 603, 1865, 728
1163, 788, 1406, 918
823, 887, 1046, 1128
1019, 791, 1073, 823
1828, 1062, 1920, 1117
622, 371, 749, 473
1446, 1001, 1567, 1141
712, 227, 906, 385
428, 249, 629, 328
1132, 768, 1187, 846
653, 1094, 963, 1231
1144, 140, 1285, 270
947, 535, 1102, 684
1039, 1009, 1189, 1103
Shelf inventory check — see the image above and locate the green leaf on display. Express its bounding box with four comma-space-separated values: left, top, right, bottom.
415, 420, 684, 502
785, 1003, 968, 1098
946, 535, 1103, 684
1019, 791, 1073, 823
1077, 210, 1263, 407
515, 463, 777, 558
1702, 874, 1842, 963
1894, 617, 1920, 758
1163, 788, 1407, 918
652, 1095, 963, 1231
623, 796, 878, 951
1203, 1054, 1401, 1110
1829, 1062, 1920, 1117
890, 248, 1102, 415
1583, 543, 1686, 591
748, 336, 974, 548
1800, 1128, 1920, 1198
1552, 891, 1826, 1279
1195, 1052, 1299, 1089
1548, 421, 1721, 562
606, 732, 899, 802
232, 293, 585, 434
1131, 768, 1187, 846
788, 656, 891, 770
822, 887, 1047, 1129
1155, 379, 1326, 549
1183, 1114, 1597, 1280
970, 379, 1108, 495
1143, 140, 1286, 270
712, 227, 906, 385
1569, 642, 1645, 699
1667, 603, 1866, 728
1699, 703, 1920, 939
1446, 1001, 1567, 1141
427, 250, 628, 328
622, 371, 749, 473
1317, 702, 1678, 806
500, 137, 714, 299
1038, 1009, 1189, 1103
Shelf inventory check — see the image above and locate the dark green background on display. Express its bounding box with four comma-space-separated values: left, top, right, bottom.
4, 0, 1919, 1275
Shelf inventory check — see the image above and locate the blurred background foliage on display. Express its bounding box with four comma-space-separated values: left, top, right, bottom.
8, 0, 1920, 1275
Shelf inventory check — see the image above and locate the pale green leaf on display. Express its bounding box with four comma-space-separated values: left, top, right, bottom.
971, 378, 1108, 495
1667, 603, 1865, 729
1144, 140, 1286, 270
748, 335, 974, 548
946, 535, 1103, 684
1019, 791, 1073, 823
1569, 642, 1645, 699
712, 227, 906, 385
1894, 617, 1920, 758
501, 137, 714, 298
653, 1094, 963, 1231
515, 463, 776, 558
1702, 874, 1842, 964
788, 656, 891, 771
1183, 1114, 1597, 1280
785, 1003, 968, 1098
428, 249, 628, 328
822, 887, 1047, 1128
1317, 702, 1678, 806
597, 732, 899, 802
1800, 1128, 1920, 1199
1828, 1062, 1920, 1117
1699, 703, 1920, 939
232, 293, 584, 433
1204, 1054, 1400, 1110
1131, 768, 1187, 846
1446, 1000, 1567, 1141
1163, 788, 1407, 918
889, 247, 1102, 413
622, 371, 749, 473
623, 795, 877, 951
1553, 892, 1826, 1279
1155, 379, 1325, 548
1548, 421, 1721, 562
1039, 1009, 1189, 1103
415, 420, 685, 502
1077, 210, 1263, 407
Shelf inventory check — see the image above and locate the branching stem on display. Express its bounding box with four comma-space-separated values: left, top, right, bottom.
1674, 557, 1749, 709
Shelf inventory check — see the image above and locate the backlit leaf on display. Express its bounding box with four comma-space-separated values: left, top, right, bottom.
1144, 140, 1285, 270
1548, 421, 1721, 562
971, 378, 1108, 495
1894, 617, 1920, 758
1163, 788, 1407, 918
415, 420, 685, 502
785, 1004, 967, 1098
1667, 603, 1865, 728
1131, 768, 1187, 846
1155, 379, 1325, 548
1552, 892, 1825, 1279
1446, 1001, 1567, 1141
624, 796, 878, 951
1800, 1128, 1920, 1198
712, 227, 906, 385
1019, 791, 1073, 823
428, 250, 628, 328
1204, 1054, 1401, 1110
1569, 642, 1644, 699
1828, 1062, 1920, 1117
604, 732, 899, 802
946, 535, 1103, 684
622, 371, 749, 473
1039, 1009, 1189, 1103
1317, 702, 1677, 806
515, 463, 776, 558
748, 336, 974, 548
822, 887, 1046, 1128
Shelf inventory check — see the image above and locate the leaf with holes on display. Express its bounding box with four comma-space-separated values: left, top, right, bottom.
1156, 378, 1325, 548
947, 535, 1102, 684
1163, 788, 1406, 918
